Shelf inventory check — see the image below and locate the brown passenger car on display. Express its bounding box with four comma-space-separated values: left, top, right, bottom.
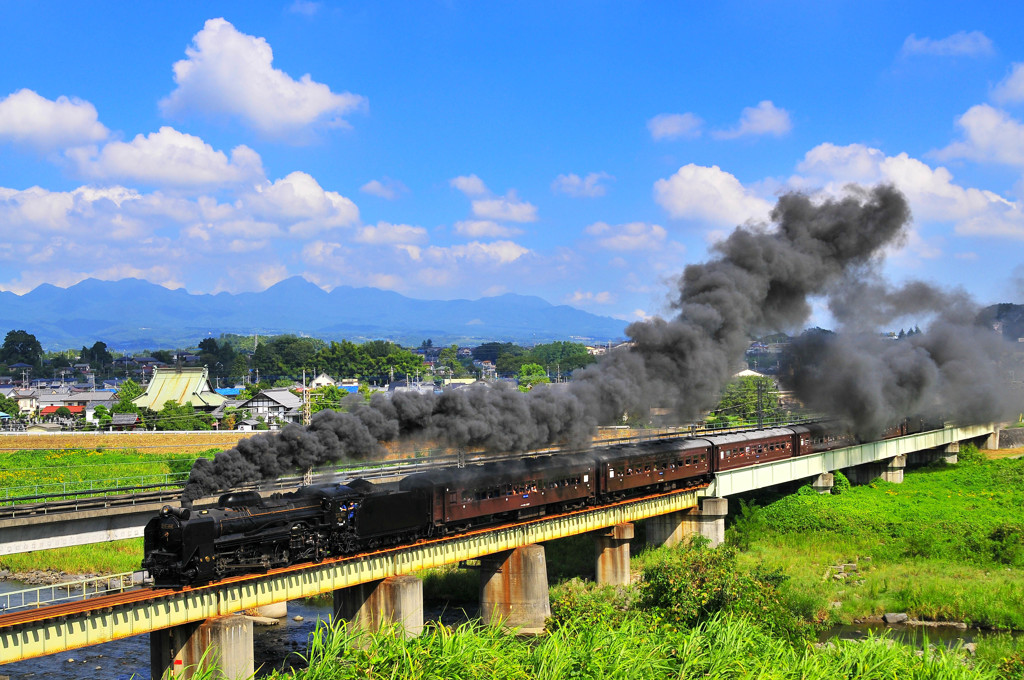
705, 427, 796, 471
594, 438, 711, 499
400, 453, 596, 531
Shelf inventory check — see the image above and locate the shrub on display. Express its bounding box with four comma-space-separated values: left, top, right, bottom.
638, 542, 820, 642
831, 470, 850, 495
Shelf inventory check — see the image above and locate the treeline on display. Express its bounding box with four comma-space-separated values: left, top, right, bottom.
0, 328, 596, 386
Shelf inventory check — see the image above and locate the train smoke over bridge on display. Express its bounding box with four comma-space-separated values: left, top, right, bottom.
183, 184, 1018, 499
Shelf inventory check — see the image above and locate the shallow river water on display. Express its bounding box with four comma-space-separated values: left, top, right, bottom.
0, 578, 476, 679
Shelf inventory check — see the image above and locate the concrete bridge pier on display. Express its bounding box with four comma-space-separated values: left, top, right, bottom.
592, 523, 634, 586
333, 575, 424, 639
150, 615, 253, 680
646, 510, 688, 548
846, 454, 906, 485
811, 472, 834, 494
908, 442, 959, 467
479, 544, 550, 634
682, 497, 729, 547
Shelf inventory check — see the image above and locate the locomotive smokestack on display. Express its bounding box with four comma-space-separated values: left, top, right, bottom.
181, 183, 1015, 499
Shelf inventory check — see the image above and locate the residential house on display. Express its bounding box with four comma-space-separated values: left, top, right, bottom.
237, 388, 302, 428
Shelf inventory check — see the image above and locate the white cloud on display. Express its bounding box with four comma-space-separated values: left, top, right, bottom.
354, 221, 427, 245
797, 142, 1024, 239
551, 172, 613, 198
647, 112, 703, 141
360, 177, 408, 200
288, 0, 321, 15
653, 164, 773, 225
566, 290, 615, 305
796, 142, 886, 183
242, 171, 359, 236
585, 221, 667, 251
0, 89, 108, 151
900, 31, 994, 58
471, 191, 538, 223
449, 174, 488, 196
421, 240, 530, 265
934, 104, 1024, 167
993, 64, 1024, 104
160, 18, 366, 136
453, 220, 523, 238
69, 126, 264, 189
712, 100, 792, 140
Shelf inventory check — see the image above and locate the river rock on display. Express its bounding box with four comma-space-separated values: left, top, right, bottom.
883, 612, 908, 624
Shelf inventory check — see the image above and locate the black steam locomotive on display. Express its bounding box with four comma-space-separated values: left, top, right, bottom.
143, 421, 925, 586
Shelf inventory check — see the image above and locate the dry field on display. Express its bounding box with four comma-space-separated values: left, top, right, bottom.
0, 425, 655, 458
0, 430, 258, 454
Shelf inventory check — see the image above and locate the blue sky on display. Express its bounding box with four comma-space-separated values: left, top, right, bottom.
2, 1, 1023, 329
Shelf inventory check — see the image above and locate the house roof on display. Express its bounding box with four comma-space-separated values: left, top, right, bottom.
111, 413, 140, 426
132, 366, 227, 410
240, 388, 302, 409
40, 405, 85, 415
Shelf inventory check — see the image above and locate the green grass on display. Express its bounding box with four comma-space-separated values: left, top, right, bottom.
0, 448, 211, 499
263, 613, 1003, 680
0, 538, 143, 575
728, 447, 1024, 628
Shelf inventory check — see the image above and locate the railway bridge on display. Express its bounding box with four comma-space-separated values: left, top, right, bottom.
0, 422, 998, 678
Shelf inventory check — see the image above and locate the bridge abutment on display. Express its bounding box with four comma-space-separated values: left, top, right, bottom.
150, 615, 253, 680
332, 574, 423, 639
479, 544, 550, 633
592, 522, 634, 586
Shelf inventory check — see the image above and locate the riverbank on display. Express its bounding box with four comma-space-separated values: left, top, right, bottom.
730, 444, 1024, 631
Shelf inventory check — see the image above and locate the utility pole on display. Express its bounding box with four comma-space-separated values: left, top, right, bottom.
756, 380, 765, 429
302, 370, 311, 426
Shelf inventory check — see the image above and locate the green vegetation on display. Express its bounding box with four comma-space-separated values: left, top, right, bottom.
261, 567, 1003, 679
0, 540, 142, 575
517, 363, 550, 391
0, 447, 210, 499
713, 374, 782, 423
728, 445, 1024, 628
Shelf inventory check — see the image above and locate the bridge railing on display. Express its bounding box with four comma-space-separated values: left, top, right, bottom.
0, 571, 148, 613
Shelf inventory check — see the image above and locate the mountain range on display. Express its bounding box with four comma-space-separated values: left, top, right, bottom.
0, 278, 629, 351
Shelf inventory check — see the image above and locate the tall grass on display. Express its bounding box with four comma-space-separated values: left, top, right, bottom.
263, 614, 1001, 679
727, 451, 1024, 628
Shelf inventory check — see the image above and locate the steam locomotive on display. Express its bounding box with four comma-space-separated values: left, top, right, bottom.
142, 421, 924, 586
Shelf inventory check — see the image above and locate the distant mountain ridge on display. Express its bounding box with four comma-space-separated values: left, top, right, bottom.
0, 278, 628, 351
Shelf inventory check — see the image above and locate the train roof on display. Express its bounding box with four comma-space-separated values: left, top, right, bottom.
591, 437, 709, 463
700, 427, 795, 446
400, 452, 595, 490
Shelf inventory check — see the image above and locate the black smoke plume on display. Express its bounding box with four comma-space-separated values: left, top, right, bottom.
182, 183, 1013, 499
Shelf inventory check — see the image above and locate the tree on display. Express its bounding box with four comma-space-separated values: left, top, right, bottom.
0, 393, 20, 419
523, 341, 595, 376
81, 341, 113, 368
93, 404, 113, 429
517, 363, 550, 392
155, 400, 211, 431
317, 340, 372, 378
0, 330, 43, 367
114, 378, 144, 406
715, 376, 780, 423
495, 345, 528, 376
